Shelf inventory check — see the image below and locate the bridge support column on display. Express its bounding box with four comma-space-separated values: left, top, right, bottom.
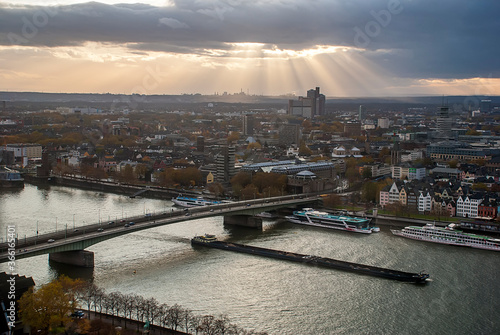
224, 215, 262, 229
49, 250, 94, 268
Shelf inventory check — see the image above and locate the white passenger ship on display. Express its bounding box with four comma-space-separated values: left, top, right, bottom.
391, 223, 500, 251
172, 195, 221, 207
286, 208, 379, 234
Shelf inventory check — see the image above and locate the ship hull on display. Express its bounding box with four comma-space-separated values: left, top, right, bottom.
391, 228, 500, 252
0, 180, 24, 188
171, 196, 218, 208
192, 237, 429, 283
171, 199, 207, 207
286, 216, 373, 234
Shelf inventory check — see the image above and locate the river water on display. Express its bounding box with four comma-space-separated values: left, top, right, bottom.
1, 184, 499, 335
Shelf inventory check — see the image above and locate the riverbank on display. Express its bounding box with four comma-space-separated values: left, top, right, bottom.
24, 174, 180, 200
79, 310, 188, 335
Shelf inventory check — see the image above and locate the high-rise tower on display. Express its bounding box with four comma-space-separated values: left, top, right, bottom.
242, 115, 254, 136
288, 87, 325, 117
216, 145, 236, 184
437, 105, 452, 138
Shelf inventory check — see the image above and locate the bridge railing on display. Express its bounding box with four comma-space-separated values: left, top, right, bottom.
0, 194, 320, 252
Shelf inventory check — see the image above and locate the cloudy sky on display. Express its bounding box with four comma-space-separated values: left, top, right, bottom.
0, 0, 499, 97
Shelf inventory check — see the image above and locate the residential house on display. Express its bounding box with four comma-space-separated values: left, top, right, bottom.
399, 186, 408, 206
406, 188, 419, 212
379, 186, 390, 208
388, 182, 402, 205
446, 200, 456, 217
478, 202, 496, 218
456, 195, 482, 218
418, 190, 432, 213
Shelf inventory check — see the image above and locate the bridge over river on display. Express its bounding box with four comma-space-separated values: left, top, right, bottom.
0, 195, 319, 267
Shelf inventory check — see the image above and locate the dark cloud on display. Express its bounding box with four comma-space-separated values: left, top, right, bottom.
0, 0, 498, 79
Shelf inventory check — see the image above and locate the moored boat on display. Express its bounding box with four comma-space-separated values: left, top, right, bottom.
391, 223, 500, 251
0, 167, 24, 188
286, 208, 379, 234
172, 195, 220, 208
191, 235, 429, 283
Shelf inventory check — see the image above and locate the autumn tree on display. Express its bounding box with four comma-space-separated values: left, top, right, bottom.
227, 131, 240, 143
178, 167, 202, 186
345, 166, 361, 184
230, 171, 252, 197
241, 184, 259, 200
157, 167, 175, 187
361, 181, 379, 203
362, 167, 372, 179
207, 182, 225, 197
252, 172, 287, 195
19, 276, 83, 335
119, 164, 136, 182
298, 142, 313, 156
134, 163, 148, 180
323, 194, 342, 209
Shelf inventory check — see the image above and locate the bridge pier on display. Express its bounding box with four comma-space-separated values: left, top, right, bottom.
224, 215, 263, 229
49, 250, 94, 268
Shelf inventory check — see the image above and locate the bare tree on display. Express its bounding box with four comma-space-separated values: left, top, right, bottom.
198, 315, 217, 335
149, 298, 162, 326
93, 287, 105, 319
213, 314, 232, 335
157, 303, 170, 328
142, 297, 160, 325
103, 292, 120, 325
121, 293, 136, 327
110, 292, 123, 320
77, 281, 99, 319
190, 315, 203, 335
132, 295, 146, 331
165, 304, 183, 331
182, 308, 195, 333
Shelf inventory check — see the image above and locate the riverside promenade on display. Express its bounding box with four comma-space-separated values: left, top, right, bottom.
82, 310, 188, 335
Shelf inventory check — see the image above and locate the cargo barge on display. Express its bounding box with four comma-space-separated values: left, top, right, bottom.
191, 235, 429, 284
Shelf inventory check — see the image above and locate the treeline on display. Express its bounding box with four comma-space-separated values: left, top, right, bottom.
230, 172, 287, 200
19, 276, 268, 335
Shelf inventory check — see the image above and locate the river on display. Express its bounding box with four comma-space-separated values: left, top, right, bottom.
1, 184, 499, 334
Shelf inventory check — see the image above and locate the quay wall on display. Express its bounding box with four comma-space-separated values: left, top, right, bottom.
24, 174, 178, 200
372, 215, 452, 228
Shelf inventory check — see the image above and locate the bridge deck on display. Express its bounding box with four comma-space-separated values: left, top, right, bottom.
0, 195, 319, 262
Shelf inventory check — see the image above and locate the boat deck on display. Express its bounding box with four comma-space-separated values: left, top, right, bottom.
191, 236, 429, 283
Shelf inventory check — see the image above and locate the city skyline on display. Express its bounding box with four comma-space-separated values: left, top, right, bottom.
0, 0, 499, 97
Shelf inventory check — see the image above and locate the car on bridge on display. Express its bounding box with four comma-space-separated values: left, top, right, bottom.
47, 239, 55, 243
97, 228, 104, 232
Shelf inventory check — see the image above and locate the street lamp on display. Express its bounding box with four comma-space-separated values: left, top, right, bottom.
73, 214, 75, 230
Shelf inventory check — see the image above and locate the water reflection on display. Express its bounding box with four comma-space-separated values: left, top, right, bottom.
48, 260, 94, 282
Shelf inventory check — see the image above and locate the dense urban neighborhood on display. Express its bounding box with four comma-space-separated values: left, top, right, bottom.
1, 91, 500, 223
2, 91, 500, 334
